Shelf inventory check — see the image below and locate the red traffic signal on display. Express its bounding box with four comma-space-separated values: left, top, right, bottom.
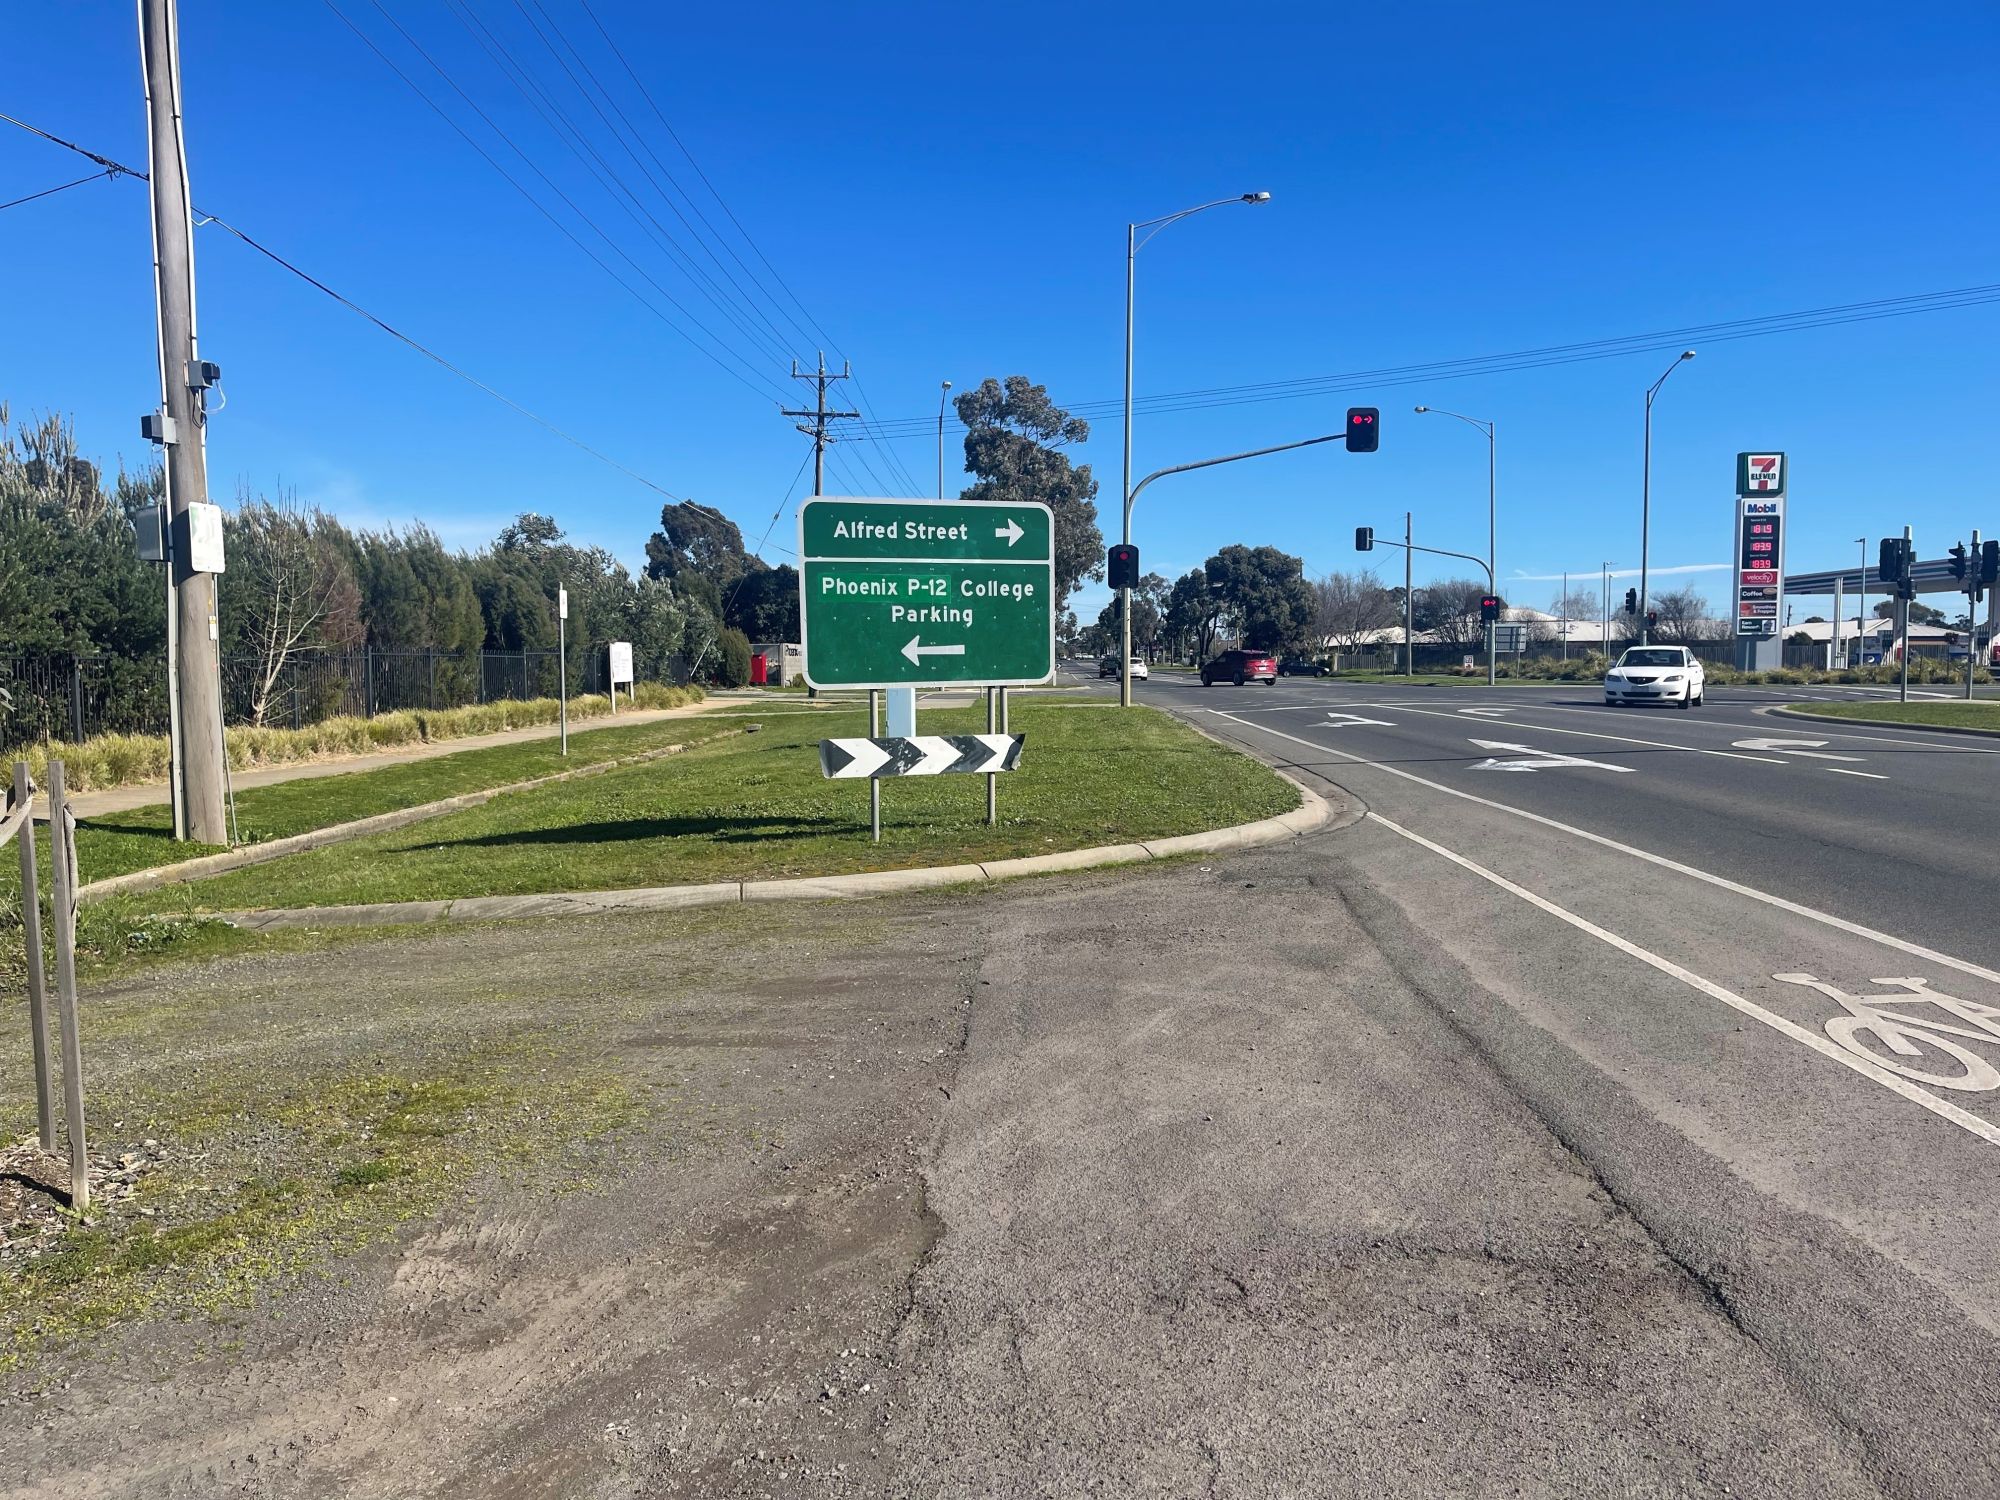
1107, 543, 1140, 590
1345, 407, 1379, 453
1479, 595, 1501, 623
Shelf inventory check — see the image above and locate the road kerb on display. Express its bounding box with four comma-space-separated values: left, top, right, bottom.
211, 772, 1337, 931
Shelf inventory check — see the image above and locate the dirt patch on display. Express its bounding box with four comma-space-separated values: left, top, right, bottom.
0, 899, 977, 1499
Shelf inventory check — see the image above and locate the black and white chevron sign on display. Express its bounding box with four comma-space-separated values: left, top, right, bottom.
819, 734, 1025, 780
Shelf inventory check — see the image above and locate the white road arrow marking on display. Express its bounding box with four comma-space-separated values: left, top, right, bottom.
1326, 712, 1393, 727
901, 636, 968, 666
1458, 707, 1512, 717
1468, 737, 1634, 773
1732, 737, 1866, 762
995, 518, 1024, 546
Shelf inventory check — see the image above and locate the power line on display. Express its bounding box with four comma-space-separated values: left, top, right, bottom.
324, 0, 792, 407
0, 109, 695, 505
838, 283, 2000, 438
0, 168, 119, 212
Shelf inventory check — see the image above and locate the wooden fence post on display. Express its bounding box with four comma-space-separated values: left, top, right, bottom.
11, 762, 56, 1152
46, 760, 88, 1212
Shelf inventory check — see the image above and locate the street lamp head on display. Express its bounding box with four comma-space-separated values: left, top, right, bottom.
1413, 405, 1429, 413
1242, 191, 1272, 203
1680, 350, 1696, 360
941, 380, 951, 391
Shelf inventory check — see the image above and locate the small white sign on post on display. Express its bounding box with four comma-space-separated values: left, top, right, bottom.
608, 640, 634, 712
558, 587, 569, 621
184, 501, 226, 574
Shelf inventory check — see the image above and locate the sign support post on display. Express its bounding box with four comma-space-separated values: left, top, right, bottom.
557, 587, 569, 755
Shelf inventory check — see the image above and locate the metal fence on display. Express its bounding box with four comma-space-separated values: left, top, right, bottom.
1, 646, 692, 751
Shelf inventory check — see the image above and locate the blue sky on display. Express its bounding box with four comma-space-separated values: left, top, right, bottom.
6, 2, 1997, 628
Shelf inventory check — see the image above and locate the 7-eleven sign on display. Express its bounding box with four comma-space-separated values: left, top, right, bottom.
1736, 451, 1786, 496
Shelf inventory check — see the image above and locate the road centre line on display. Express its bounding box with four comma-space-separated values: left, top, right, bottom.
1364, 811, 2000, 1149
1205, 710, 2000, 989
1324, 699, 1788, 764
1827, 768, 1890, 780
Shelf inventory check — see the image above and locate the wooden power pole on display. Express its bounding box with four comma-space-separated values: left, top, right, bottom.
140, 0, 229, 844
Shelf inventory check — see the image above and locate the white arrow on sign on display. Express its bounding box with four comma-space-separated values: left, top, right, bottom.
901, 636, 968, 666
1732, 737, 1865, 762
1469, 737, 1634, 773
995, 518, 1024, 547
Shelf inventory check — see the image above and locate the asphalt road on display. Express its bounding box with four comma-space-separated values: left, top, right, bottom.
879, 661, 2000, 1497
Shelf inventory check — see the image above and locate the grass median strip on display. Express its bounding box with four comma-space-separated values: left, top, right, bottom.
1784, 700, 2000, 733
109, 703, 1293, 922
36, 715, 730, 890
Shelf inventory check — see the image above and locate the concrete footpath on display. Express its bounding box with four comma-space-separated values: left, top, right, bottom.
63, 699, 725, 819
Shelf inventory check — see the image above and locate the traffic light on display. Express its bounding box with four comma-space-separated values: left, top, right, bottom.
1107, 543, 1139, 590
1355, 526, 1374, 552
1982, 539, 1999, 586
1479, 595, 1501, 623
1647, 610, 1660, 630
1879, 537, 1904, 585
1950, 542, 1969, 582
1622, 588, 1638, 616
1345, 407, 1379, 453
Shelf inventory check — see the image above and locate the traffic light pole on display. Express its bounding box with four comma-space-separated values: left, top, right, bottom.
1967, 529, 1982, 702
1900, 525, 1913, 705
1119, 431, 1345, 705
1363, 532, 1497, 673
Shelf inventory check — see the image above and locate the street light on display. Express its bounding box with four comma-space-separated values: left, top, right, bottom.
937, 380, 952, 499
1414, 405, 1497, 684
1120, 189, 1272, 706
1640, 350, 1696, 645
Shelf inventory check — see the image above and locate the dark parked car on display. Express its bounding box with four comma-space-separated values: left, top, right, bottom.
1201, 648, 1278, 686
1278, 656, 1330, 677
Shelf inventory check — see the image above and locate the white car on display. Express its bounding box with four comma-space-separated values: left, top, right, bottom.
1097, 656, 1149, 680
1604, 646, 1704, 709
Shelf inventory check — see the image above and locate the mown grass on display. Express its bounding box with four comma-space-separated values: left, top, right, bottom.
105, 702, 1294, 917
57, 713, 731, 887
1786, 700, 2000, 732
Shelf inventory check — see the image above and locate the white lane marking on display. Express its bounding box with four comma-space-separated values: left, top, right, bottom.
1364, 811, 2000, 1149
1468, 738, 1635, 773
1206, 710, 2000, 988
1827, 768, 1890, 780
1350, 699, 1787, 764
1731, 737, 1867, 763
1774, 974, 2000, 1092
1458, 707, 1512, 717
1327, 712, 1395, 728
1530, 702, 2000, 753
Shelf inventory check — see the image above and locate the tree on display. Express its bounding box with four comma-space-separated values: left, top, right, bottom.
1650, 585, 1724, 644
1166, 568, 1227, 661
955, 376, 1104, 607
724, 563, 799, 642
1313, 570, 1398, 652
1206, 544, 1313, 651
1417, 577, 1493, 647
221, 493, 363, 725
1095, 593, 1161, 656
645, 501, 753, 587
1876, 599, 1945, 625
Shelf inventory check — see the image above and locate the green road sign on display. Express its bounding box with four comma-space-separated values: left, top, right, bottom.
798, 497, 1055, 689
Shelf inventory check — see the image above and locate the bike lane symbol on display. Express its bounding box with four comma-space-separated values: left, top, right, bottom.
1774, 973, 2000, 1092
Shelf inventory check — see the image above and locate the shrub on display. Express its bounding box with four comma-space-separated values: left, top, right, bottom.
712, 630, 752, 688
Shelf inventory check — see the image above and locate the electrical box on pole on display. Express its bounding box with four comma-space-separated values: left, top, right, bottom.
1345, 408, 1379, 453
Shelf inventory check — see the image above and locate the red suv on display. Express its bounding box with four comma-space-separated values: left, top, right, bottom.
1200, 648, 1278, 686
